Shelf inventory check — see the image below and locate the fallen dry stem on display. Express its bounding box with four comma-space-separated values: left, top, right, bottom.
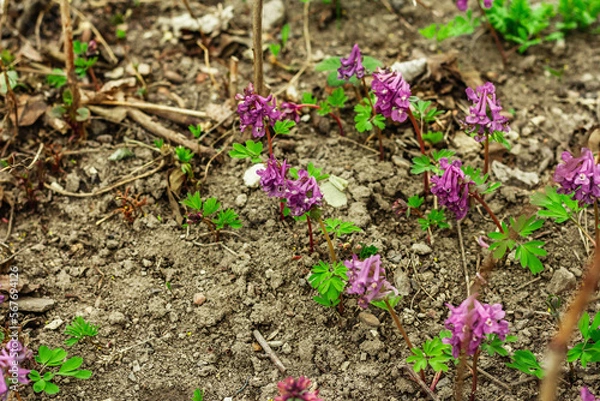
252, 329, 286, 373
539, 244, 600, 400
252, 0, 265, 96
60, 0, 82, 120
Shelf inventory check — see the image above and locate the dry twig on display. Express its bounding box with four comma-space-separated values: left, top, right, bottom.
253, 329, 286, 373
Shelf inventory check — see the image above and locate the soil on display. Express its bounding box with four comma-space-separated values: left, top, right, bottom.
1, 0, 600, 400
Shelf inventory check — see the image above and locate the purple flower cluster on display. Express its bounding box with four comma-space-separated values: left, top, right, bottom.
279, 101, 302, 123
0, 340, 31, 397
372, 68, 412, 123
456, 0, 492, 11
337, 44, 365, 81
345, 254, 398, 309
463, 82, 510, 142
430, 158, 473, 220
582, 387, 599, 401
443, 295, 510, 358
554, 148, 600, 205
257, 158, 323, 217
275, 377, 322, 401
235, 83, 281, 138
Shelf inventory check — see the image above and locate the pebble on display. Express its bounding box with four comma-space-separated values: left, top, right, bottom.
164, 70, 184, 84
411, 242, 432, 256
452, 132, 480, 156
108, 311, 127, 326
65, 172, 80, 193
282, 343, 292, 354
263, 0, 285, 31
349, 185, 372, 200
235, 194, 247, 207
360, 337, 384, 356
358, 311, 380, 327
193, 293, 207, 306
44, 318, 64, 330
491, 161, 539, 188
132, 360, 141, 372
547, 267, 576, 294
18, 298, 55, 313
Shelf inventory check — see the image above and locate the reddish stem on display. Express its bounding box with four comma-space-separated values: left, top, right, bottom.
307, 215, 315, 254
279, 201, 285, 221
470, 192, 504, 233
265, 123, 274, 156
430, 370, 442, 391
298, 104, 344, 136
407, 108, 429, 194
470, 349, 480, 401
483, 136, 490, 175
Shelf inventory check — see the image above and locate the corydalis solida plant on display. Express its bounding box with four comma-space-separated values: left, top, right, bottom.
275, 376, 322, 401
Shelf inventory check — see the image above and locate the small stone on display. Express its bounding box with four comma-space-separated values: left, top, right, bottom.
137, 63, 151, 76
108, 311, 127, 326
128, 372, 137, 382
263, 0, 285, 31
547, 267, 576, 294
132, 360, 141, 372
235, 194, 247, 207
394, 268, 411, 296
452, 132, 480, 156
104, 67, 124, 79
18, 298, 55, 312
164, 70, 184, 84
65, 172, 80, 193
358, 311, 380, 327
359, 338, 384, 355
411, 242, 432, 256
44, 318, 64, 330
349, 185, 372, 200
194, 293, 207, 306
281, 343, 292, 354
244, 164, 265, 187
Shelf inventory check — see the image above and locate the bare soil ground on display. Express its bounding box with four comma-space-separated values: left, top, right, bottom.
1, 0, 600, 400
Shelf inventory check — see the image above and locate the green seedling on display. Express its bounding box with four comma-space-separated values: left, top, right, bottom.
64, 317, 99, 346
567, 311, 600, 367
180, 191, 242, 241
29, 346, 92, 395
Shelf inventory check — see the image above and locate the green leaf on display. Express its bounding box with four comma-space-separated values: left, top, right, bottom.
0, 70, 18, 95
43, 372, 54, 381
202, 197, 220, 216
273, 119, 296, 135
59, 357, 83, 374
422, 131, 444, 144
362, 56, 383, 72
531, 186, 580, 224
410, 155, 433, 175
306, 162, 329, 181
175, 146, 194, 163
192, 388, 204, 401
432, 149, 456, 161
229, 140, 263, 163
407, 195, 424, 210
324, 218, 361, 237
44, 382, 60, 395
314, 57, 341, 72
33, 379, 46, 393
515, 240, 547, 274
580, 312, 591, 339
281, 23, 290, 47
188, 124, 203, 138
48, 348, 68, 366
506, 350, 544, 379
419, 23, 438, 39
269, 43, 281, 57
28, 370, 42, 381
180, 191, 203, 211
36, 345, 52, 364
71, 370, 93, 379
213, 209, 242, 230
47, 69, 67, 88
326, 87, 348, 108
301, 92, 318, 105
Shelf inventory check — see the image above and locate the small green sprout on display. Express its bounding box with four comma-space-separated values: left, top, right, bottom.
324, 218, 361, 237
567, 311, 600, 368
64, 317, 99, 346
192, 388, 204, 401
189, 124, 203, 138
506, 350, 544, 379
47, 69, 67, 89
407, 331, 456, 373
229, 140, 263, 163
180, 192, 242, 241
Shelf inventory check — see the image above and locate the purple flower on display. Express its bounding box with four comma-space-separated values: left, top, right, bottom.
284, 170, 323, 217
345, 254, 398, 309
235, 83, 281, 138
372, 68, 412, 123
554, 148, 600, 205
582, 387, 599, 401
257, 156, 289, 198
463, 82, 510, 142
338, 44, 365, 81
275, 377, 322, 401
280, 102, 302, 124
430, 158, 473, 220
0, 340, 31, 399
443, 295, 509, 358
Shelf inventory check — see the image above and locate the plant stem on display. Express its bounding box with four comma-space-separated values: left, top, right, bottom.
476, 0, 507, 68
470, 348, 480, 401
483, 136, 490, 175
407, 108, 429, 194
360, 77, 384, 161
203, 218, 220, 242
317, 215, 336, 263
539, 242, 600, 400
594, 200, 599, 245
0, 59, 18, 138
266, 124, 274, 156
383, 299, 413, 350
569, 215, 596, 246
279, 201, 285, 221
470, 192, 504, 233
430, 370, 442, 391
60, 0, 83, 137
297, 104, 344, 136
307, 215, 315, 254
252, 0, 265, 96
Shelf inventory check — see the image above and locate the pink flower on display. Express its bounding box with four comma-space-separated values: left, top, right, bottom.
582, 387, 599, 401
275, 377, 322, 401
345, 254, 398, 308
